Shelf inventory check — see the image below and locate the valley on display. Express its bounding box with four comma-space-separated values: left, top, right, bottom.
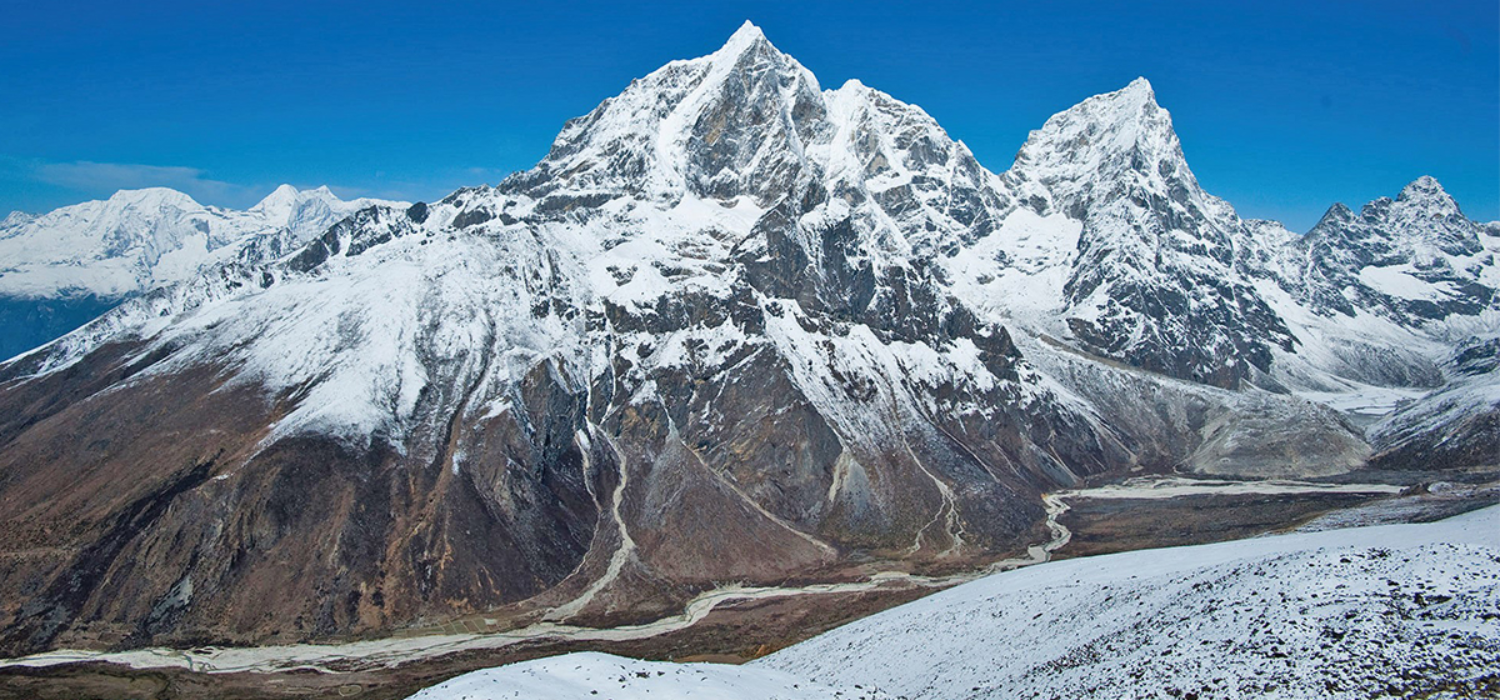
1, 471, 1492, 698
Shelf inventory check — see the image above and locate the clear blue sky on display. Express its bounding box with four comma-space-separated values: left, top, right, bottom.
1, 0, 1495, 231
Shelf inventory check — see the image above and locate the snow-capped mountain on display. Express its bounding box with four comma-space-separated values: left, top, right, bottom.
1249, 178, 1499, 396
1289, 176, 1494, 326
0, 185, 403, 360
992, 78, 1295, 389
0, 185, 400, 299
0, 22, 1492, 657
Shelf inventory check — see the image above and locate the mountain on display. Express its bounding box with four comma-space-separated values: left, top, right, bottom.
0, 185, 403, 360
1249, 177, 1499, 394
993, 78, 1295, 389
407, 505, 1500, 700
1288, 176, 1493, 326
0, 22, 1492, 657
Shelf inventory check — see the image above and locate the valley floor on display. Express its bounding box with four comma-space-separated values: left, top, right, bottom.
1, 472, 1495, 699
407, 498, 1500, 700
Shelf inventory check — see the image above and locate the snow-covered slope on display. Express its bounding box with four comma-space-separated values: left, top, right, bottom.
409, 506, 1499, 700
757, 505, 1500, 700
1368, 335, 1500, 470
407, 651, 893, 700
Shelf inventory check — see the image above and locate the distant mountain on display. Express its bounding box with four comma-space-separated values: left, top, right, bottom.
0, 185, 404, 360
0, 22, 1493, 656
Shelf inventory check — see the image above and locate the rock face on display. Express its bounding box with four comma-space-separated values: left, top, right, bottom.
1002, 79, 1295, 389
0, 185, 404, 360
1290, 177, 1494, 324
0, 22, 1493, 655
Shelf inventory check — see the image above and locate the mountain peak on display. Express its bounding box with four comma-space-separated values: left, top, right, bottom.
251, 184, 301, 212
1008, 76, 1184, 209
725, 20, 766, 46
706, 20, 777, 66
1397, 175, 1457, 208
1121, 76, 1155, 98
105, 187, 202, 210
503, 19, 821, 204
1, 211, 34, 228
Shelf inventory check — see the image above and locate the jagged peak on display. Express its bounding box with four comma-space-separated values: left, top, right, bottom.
1072, 77, 1163, 121
703, 20, 808, 87
1015, 77, 1175, 166
1397, 175, 1457, 208
1101, 77, 1161, 117
1119, 76, 1156, 100
690, 21, 787, 79
1008, 76, 1189, 211
1320, 201, 1356, 223
505, 20, 825, 204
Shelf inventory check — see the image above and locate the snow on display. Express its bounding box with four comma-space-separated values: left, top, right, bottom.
756, 504, 1500, 700
1359, 263, 1459, 301
0, 24, 1491, 700
15, 20, 1489, 457
1063, 475, 1403, 500
406, 651, 893, 700
0, 185, 404, 299
942, 206, 1081, 333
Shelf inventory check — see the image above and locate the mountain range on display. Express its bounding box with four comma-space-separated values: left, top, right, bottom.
0, 22, 1494, 657
0, 185, 402, 360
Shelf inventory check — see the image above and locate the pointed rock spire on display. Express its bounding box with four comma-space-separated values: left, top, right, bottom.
503, 20, 824, 205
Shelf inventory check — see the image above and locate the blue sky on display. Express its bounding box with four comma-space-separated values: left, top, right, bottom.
1, 0, 1495, 232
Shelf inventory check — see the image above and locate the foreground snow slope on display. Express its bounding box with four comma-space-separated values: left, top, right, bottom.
759, 504, 1499, 700
407, 651, 892, 700
410, 506, 1499, 699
